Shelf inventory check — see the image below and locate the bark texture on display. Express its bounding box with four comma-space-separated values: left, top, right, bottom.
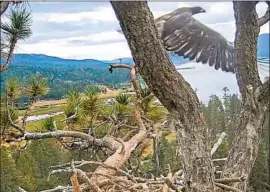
111, 2, 215, 192
221, 2, 269, 190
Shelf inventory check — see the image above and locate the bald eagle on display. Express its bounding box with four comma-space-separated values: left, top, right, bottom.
117, 6, 269, 74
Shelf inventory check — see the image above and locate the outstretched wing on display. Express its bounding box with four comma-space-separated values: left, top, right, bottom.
161, 13, 235, 73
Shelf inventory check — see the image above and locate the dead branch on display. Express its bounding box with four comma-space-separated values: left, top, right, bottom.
122, 129, 138, 141
71, 160, 102, 192
70, 173, 80, 192
40, 185, 74, 192
215, 176, 246, 184
18, 187, 27, 192
215, 182, 243, 192
23, 131, 121, 151
109, 64, 133, 72
211, 132, 227, 156
115, 137, 126, 154
258, 6, 269, 27
173, 169, 183, 179
162, 164, 173, 192
212, 157, 228, 162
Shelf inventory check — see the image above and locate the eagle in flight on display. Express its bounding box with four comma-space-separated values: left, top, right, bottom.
117, 6, 269, 74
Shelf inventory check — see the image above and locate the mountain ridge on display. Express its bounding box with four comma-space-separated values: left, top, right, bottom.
10, 33, 269, 69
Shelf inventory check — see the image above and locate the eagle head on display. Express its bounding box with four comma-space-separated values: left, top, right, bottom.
190, 6, 206, 15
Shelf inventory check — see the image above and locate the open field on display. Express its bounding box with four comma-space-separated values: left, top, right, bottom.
31, 88, 124, 108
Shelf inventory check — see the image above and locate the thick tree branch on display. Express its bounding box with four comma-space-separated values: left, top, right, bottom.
222, 2, 269, 191
23, 131, 121, 151
109, 64, 133, 72
258, 6, 269, 27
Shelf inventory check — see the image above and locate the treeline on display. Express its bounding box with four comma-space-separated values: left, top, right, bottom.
0, 65, 130, 100
1, 87, 268, 191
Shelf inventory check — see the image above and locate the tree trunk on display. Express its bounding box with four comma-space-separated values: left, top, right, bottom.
221, 2, 269, 190
111, 2, 215, 191
0, 38, 17, 73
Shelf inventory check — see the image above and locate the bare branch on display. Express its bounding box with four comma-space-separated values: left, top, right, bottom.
211, 132, 227, 156
215, 182, 243, 192
109, 64, 133, 73
18, 187, 27, 192
215, 176, 246, 184
23, 131, 121, 151
212, 157, 228, 162
115, 137, 126, 154
71, 160, 102, 192
40, 185, 73, 192
258, 7, 269, 27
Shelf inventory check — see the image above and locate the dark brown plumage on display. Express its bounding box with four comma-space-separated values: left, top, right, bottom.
117, 6, 236, 73
156, 6, 235, 73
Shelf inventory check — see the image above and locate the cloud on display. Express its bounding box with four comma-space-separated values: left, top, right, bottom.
15, 1, 269, 61
15, 39, 131, 60
33, 6, 117, 24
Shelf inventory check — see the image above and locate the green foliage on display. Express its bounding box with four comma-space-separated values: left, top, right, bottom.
111, 103, 129, 122
6, 77, 21, 101
249, 143, 270, 192
25, 73, 49, 100
158, 133, 180, 175
63, 90, 85, 125
1, 66, 130, 101
42, 117, 54, 131
1, 7, 32, 69
63, 90, 81, 117
139, 83, 154, 113
85, 85, 101, 95
147, 106, 168, 123
0, 97, 18, 133
116, 93, 130, 105
0, 147, 20, 191
12, 140, 71, 191
1, 8, 32, 40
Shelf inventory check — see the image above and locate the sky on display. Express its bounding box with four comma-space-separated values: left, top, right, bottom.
5, 1, 270, 102
11, 1, 269, 60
